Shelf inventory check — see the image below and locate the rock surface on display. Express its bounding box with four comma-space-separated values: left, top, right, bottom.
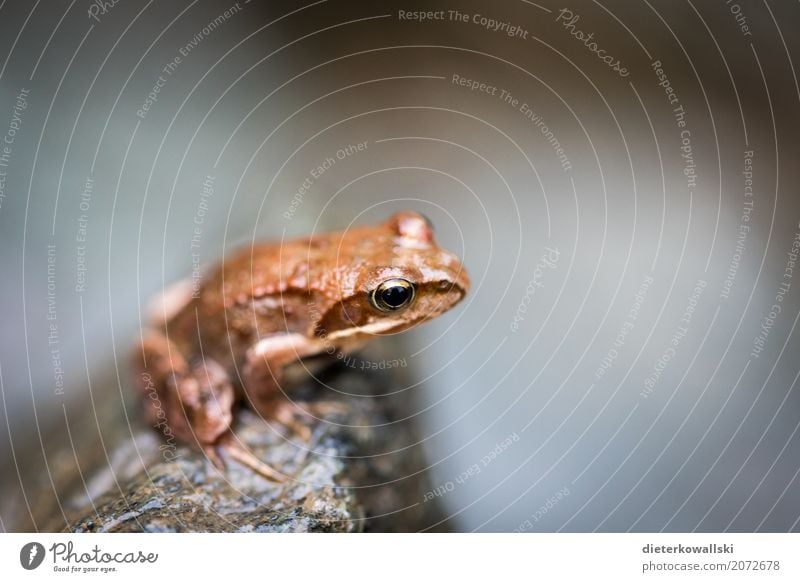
17, 366, 443, 532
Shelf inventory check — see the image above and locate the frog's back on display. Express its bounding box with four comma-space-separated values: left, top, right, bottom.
162, 235, 340, 357
161, 219, 402, 353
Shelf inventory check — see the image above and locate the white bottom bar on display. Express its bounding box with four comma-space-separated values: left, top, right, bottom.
2, 533, 797, 581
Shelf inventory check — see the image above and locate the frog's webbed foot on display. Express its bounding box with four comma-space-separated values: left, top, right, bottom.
210, 433, 288, 483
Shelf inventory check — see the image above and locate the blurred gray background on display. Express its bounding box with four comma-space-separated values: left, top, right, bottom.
1, 0, 799, 531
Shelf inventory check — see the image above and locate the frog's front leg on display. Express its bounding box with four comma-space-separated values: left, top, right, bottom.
242, 333, 335, 440
134, 329, 287, 482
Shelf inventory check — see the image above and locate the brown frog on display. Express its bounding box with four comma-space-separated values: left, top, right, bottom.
133, 211, 469, 481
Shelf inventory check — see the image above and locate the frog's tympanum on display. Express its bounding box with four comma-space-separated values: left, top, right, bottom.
134, 211, 469, 481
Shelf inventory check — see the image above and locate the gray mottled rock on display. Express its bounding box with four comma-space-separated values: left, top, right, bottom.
17, 365, 443, 532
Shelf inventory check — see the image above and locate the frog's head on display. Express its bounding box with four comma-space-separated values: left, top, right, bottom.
313, 211, 470, 342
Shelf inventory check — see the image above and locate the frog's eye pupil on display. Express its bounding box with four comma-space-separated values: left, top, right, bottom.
381, 285, 409, 308
371, 278, 415, 311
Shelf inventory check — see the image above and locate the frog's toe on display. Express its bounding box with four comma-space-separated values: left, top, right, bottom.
203, 444, 226, 472
216, 433, 288, 483
305, 400, 349, 418
272, 403, 313, 442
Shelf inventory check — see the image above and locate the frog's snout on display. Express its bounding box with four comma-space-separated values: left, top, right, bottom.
442, 250, 471, 299
437, 259, 470, 305
455, 264, 471, 297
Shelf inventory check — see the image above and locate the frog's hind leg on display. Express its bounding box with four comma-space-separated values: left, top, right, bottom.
134, 331, 202, 445
133, 330, 288, 483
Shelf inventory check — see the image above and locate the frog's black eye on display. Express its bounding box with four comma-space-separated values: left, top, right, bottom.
371, 278, 416, 312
